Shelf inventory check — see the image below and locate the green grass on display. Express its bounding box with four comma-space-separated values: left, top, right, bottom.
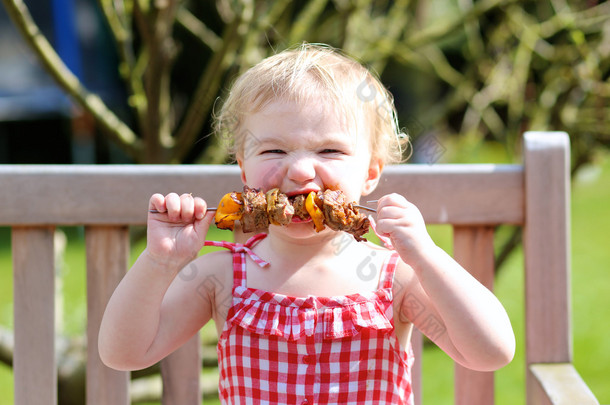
0, 151, 609, 404
570, 158, 610, 398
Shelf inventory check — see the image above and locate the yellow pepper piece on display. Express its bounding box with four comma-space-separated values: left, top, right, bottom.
305, 191, 325, 232
215, 192, 243, 230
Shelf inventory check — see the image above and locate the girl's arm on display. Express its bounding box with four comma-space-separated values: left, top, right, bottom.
98, 193, 217, 371
375, 194, 515, 371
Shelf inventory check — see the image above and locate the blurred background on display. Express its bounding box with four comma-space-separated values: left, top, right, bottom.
0, 0, 608, 403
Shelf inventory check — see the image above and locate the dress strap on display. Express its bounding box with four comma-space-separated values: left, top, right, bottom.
368, 216, 395, 250
378, 251, 400, 290
367, 215, 400, 290
203, 233, 269, 268
204, 233, 269, 289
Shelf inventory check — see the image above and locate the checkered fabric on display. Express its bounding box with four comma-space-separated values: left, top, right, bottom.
209, 233, 414, 405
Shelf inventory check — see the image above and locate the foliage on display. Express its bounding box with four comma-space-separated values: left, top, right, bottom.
396, 0, 610, 174
3, 0, 607, 165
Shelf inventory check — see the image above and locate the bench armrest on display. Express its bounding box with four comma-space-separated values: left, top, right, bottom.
529, 363, 599, 405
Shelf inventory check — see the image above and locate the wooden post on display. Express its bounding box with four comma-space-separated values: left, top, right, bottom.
523, 132, 571, 404
12, 227, 57, 405
453, 226, 496, 405
160, 333, 202, 404
86, 226, 130, 404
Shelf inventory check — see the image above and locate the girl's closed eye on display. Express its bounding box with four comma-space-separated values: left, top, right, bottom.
261, 149, 286, 154
320, 148, 344, 154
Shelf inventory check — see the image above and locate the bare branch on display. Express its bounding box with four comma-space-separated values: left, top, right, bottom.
171, 16, 242, 163
287, 0, 329, 45
132, 0, 180, 162
97, 0, 148, 135
176, 7, 221, 51
404, 0, 519, 48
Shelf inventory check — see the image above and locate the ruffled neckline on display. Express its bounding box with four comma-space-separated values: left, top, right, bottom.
234, 284, 392, 308
225, 256, 397, 341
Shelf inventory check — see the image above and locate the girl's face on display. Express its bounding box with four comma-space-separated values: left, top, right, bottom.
237, 98, 382, 210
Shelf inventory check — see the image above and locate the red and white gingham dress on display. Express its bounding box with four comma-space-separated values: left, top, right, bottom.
205, 233, 414, 405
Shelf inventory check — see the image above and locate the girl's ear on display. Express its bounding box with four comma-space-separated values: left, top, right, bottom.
237, 158, 247, 185
362, 157, 383, 196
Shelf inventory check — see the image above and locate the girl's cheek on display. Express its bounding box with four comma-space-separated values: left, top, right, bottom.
257, 161, 286, 190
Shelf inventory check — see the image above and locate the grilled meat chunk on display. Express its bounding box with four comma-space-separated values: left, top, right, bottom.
241, 186, 269, 233
266, 188, 294, 225
291, 194, 309, 220
320, 190, 370, 241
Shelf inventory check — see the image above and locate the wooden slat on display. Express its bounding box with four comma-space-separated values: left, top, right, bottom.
0, 164, 523, 226
160, 333, 202, 404
369, 164, 524, 225
529, 363, 599, 405
85, 226, 130, 405
12, 227, 57, 405
523, 132, 572, 403
0, 165, 244, 226
453, 226, 496, 405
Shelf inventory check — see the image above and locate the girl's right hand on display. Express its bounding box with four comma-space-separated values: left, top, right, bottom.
146, 193, 215, 268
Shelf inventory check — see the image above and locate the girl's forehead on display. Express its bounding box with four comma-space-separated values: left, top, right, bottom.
235, 95, 375, 161
255, 97, 331, 117
249, 98, 361, 133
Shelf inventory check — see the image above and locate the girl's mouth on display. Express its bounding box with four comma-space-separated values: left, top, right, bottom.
291, 216, 312, 224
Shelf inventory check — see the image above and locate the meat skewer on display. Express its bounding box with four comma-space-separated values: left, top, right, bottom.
216, 186, 372, 241
149, 203, 375, 214
149, 186, 374, 241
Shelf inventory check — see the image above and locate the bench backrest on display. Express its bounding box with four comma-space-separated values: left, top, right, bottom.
0, 131, 599, 404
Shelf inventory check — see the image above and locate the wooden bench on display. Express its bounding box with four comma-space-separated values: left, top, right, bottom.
0, 131, 600, 404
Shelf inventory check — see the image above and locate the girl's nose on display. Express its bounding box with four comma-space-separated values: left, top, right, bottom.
286, 155, 317, 185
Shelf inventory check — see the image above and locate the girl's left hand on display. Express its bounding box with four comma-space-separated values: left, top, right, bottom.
374, 193, 436, 264
375, 194, 516, 371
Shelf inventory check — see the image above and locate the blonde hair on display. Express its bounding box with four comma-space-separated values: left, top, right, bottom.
215, 43, 408, 165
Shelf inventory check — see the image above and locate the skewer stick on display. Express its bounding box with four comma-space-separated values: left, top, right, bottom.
354, 204, 377, 213
149, 208, 217, 214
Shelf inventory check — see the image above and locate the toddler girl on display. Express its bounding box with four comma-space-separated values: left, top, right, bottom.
99, 44, 515, 404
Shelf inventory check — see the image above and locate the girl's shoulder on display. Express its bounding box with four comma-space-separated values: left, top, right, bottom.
358, 240, 398, 268
188, 249, 234, 289
174, 250, 234, 304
